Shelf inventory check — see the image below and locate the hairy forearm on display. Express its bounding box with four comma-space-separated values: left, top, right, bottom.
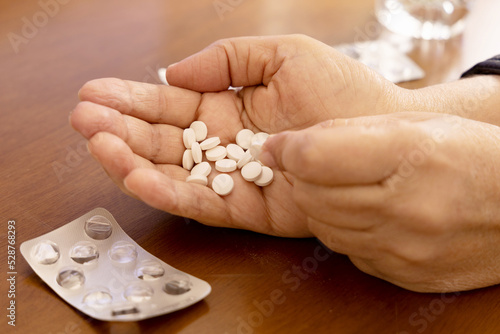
397, 75, 500, 126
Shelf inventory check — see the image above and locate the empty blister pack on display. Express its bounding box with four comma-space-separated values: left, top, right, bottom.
334, 40, 425, 83
20, 208, 211, 321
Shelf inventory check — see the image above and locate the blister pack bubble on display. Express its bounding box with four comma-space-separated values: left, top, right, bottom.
20, 208, 211, 321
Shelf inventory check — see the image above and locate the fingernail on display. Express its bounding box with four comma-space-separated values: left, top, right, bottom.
86, 142, 97, 159
123, 177, 137, 196
258, 149, 277, 168
167, 62, 178, 70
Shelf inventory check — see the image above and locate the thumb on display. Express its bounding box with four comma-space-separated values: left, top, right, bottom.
258, 118, 420, 186
166, 36, 286, 92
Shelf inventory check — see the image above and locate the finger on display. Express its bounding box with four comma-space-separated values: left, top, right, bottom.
166, 35, 291, 92
308, 218, 380, 260
259, 121, 422, 186
87, 132, 186, 193
78, 78, 202, 127
293, 180, 388, 231
71, 101, 184, 164
123, 168, 235, 227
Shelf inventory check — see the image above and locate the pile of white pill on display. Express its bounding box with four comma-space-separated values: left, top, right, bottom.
181, 121, 274, 196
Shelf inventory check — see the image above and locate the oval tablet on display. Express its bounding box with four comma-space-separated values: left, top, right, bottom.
215, 159, 237, 173
241, 161, 262, 182
190, 121, 208, 142
191, 142, 202, 164
206, 146, 227, 161
182, 149, 194, 170
186, 174, 208, 186
191, 162, 212, 177
226, 144, 245, 161
200, 137, 221, 150
254, 166, 274, 187
236, 129, 255, 150
212, 174, 234, 196
183, 128, 196, 149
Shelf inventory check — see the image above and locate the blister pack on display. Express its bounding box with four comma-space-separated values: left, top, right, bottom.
334, 40, 425, 83
20, 208, 211, 321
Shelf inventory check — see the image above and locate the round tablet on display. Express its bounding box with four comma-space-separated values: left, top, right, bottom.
236, 150, 253, 169
182, 149, 194, 170
191, 162, 212, 177
249, 142, 264, 160
254, 166, 274, 187
183, 128, 196, 149
190, 121, 208, 142
191, 142, 202, 164
236, 129, 255, 150
186, 174, 208, 186
251, 132, 270, 147
226, 143, 245, 161
241, 161, 262, 181
200, 137, 221, 150
157, 68, 168, 85
212, 174, 234, 196
215, 159, 237, 173
206, 146, 227, 161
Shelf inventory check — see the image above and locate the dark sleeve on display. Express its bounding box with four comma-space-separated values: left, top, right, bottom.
461, 55, 500, 78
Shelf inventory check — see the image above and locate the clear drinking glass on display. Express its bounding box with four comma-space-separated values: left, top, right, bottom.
375, 0, 474, 40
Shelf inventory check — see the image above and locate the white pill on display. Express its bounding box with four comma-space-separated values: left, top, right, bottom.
190, 121, 208, 142
157, 68, 169, 85
183, 128, 196, 149
206, 146, 227, 161
182, 149, 194, 170
249, 132, 269, 159
251, 132, 270, 145
200, 137, 221, 150
236, 129, 255, 149
254, 166, 274, 187
191, 142, 202, 163
215, 159, 237, 173
212, 174, 234, 196
236, 150, 253, 169
226, 144, 245, 161
186, 174, 208, 186
241, 161, 262, 182
191, 162, 212, 177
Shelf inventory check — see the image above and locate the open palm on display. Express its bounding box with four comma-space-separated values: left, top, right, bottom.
70, 35, 398, 237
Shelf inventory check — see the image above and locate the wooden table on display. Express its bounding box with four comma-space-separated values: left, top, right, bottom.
2, 0, 500, 333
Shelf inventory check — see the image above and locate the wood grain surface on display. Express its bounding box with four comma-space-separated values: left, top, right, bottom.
1, 0, 500, 333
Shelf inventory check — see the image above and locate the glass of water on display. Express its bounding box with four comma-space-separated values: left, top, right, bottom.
375, 0, 474, 40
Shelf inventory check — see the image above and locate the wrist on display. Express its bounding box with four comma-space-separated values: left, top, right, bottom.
396, 75, 500, 126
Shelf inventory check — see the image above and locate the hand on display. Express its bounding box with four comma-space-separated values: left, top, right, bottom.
259, 112, 500, 292
70, 35, 400, 237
